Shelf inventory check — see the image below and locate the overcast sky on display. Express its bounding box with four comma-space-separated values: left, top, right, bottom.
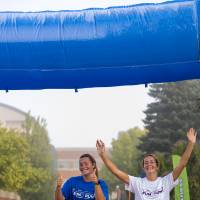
0, 86, 153, 147
0, 0, 159, 147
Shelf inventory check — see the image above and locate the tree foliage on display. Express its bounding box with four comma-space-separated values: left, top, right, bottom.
21, 113, 55, 200
0, 127, 31, 191
0, 113, 55, 200
141, 80, 200, 154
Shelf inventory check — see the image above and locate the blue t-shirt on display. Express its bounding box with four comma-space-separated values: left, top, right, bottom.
61, 176, 109, 200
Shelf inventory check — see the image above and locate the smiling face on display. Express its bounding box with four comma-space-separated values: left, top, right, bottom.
79, 157, 95, 176
143, 155, 159, 176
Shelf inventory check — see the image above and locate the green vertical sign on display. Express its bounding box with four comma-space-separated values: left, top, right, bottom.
172, 155, 190, 200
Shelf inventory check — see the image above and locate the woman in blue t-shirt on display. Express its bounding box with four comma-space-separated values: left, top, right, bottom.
55, 153, 109, 200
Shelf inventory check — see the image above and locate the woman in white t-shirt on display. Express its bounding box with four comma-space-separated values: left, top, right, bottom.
96, 128, 197, 200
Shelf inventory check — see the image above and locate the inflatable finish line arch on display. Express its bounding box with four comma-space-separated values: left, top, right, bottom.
0, 0, 200, 90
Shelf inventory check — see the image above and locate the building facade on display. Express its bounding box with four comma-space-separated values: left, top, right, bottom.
0, 191, 20, 200
0, 103, 26, 131
56, 147, 104, 180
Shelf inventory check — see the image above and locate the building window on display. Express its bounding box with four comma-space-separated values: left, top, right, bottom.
57, 159, 79, 170
5, 120, 23, 130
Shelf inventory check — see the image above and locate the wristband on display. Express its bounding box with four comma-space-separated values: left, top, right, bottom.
56, 186, 62, 190
95, 181, 100, 185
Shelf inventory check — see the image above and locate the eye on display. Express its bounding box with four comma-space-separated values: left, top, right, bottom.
144, 161, 156, 165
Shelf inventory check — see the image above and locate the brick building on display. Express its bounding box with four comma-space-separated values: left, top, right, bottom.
56, 147, 104, 180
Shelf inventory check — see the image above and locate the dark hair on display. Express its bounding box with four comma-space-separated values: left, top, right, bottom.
79, 153, 98, 177
142, 154, 160, 168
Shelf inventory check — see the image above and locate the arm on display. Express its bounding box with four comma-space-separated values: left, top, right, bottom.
95, 184, 106, 200
96, 140, 129, 184
172, 128, 197, 181
90, 169, 107, 200
55, 175, 64, 200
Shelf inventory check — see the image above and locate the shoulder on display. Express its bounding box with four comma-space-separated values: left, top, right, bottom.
162, 172, 178, 184
63, 176, 82, 186
161, 172, 173, 180
71, 175, 82, 180
126, 175, 142, 186
98, 179, 108, 186
99, 178, 106, 183
98, 179, 109, 196
129, 175, 142, 183
161, 172, 179, 190
125, 175, 141, 193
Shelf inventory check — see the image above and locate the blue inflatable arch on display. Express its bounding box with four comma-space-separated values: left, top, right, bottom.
0, 0, 199, 90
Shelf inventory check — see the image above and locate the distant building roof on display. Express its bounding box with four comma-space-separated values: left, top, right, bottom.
0, 102, 27, 130
0, 102, 27, 116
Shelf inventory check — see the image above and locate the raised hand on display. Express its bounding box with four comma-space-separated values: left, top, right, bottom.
173, 128, 197, 181
187, 128, 197, 144
96, 139, 106, 156
57, 173, 63, 188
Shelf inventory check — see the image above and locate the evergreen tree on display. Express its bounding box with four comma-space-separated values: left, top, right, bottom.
141, 80, 200, 154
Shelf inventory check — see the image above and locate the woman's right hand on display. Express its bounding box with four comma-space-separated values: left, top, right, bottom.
96, 139, 106, 157
57, 174, 63, 188
96, 139, 129, 184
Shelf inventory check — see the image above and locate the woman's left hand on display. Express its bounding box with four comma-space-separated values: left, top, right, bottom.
90, 169, 98, 184
187, 128, 197, 144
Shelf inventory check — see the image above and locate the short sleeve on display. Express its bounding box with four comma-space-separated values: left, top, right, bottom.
99, 179, 109, 200
163, 172, 179, 191
61, 179, 71, 199
125, 175, 138, 193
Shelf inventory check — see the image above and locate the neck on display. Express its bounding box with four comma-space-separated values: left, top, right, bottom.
146, 172, 158, 181
83, 174, 92, 182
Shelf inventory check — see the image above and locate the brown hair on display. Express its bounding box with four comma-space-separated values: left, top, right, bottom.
142, 154, 160, 168
79, 154, 98, 177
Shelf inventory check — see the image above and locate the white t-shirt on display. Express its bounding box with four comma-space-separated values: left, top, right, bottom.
125, 172, 178, 200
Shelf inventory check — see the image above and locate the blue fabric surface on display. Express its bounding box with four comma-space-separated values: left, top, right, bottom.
0, 0, 199, 90
61, 176, 109, 200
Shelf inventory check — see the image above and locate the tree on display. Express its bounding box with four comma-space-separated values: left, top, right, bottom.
0, 126, 31, 192
141, 80, 200, 154
21, 113, 56, 200
0, 113, 55, 200
100, 127, 146, 193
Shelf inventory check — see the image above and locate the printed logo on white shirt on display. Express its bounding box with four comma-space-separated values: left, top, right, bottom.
142, 187, 163, 198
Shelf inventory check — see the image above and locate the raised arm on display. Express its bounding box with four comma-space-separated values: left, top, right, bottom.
90, 169, 107, 200
172, 128, 197, 181
96, 140, 129, 184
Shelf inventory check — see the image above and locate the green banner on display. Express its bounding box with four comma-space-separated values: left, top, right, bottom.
172, 155, 190, 200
